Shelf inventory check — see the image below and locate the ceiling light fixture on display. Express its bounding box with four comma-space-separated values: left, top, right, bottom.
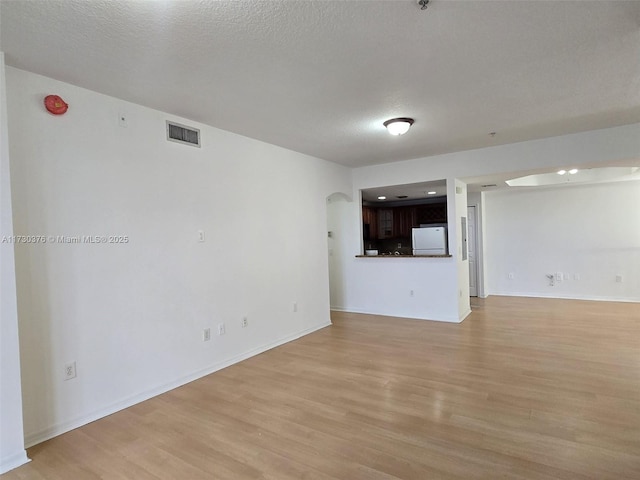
383, 118, 414, 136
427, 191, 437, 195
377, 196, 386, 200
569, 168, 578, 174
557, 170, 567, 175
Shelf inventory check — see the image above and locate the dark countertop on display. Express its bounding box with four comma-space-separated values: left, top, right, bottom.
355, 254, 452, 258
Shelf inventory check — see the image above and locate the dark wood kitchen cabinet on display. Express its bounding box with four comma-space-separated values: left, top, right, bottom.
362, 201, 446, 242
392, 206, 417, 238
416, 202, 447, 225
362, 206, 378, 240
378, 209, 393, 238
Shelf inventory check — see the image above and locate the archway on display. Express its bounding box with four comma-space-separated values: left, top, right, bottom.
325, 192, 353, 311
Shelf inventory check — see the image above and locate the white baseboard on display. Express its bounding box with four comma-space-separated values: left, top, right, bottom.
24, 321, 331, 448
459, 308, 472, 322
488, 291, 640, 303
331, 306, 461, 323
0, 450, 30, 475
330, 305, 350, 312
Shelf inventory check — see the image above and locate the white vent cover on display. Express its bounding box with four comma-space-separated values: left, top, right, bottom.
166, 121, 201, 147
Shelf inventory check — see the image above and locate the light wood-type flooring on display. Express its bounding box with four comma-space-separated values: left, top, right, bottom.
4, 296, 640, 479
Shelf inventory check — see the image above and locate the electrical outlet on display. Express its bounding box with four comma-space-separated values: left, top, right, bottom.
555, 272, 563, 282
508, 273, 514, 279
292, 302, 298, 313
241, 317, 248, 328
64, 361, 76, 381
410, 289, 414, 297
217, 323, 225, 335
198, 230, 205, 242
203, 328, 211, 341
615, 274, 623, 283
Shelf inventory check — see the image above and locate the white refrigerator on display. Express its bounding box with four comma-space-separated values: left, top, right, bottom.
412, 226, 447, 255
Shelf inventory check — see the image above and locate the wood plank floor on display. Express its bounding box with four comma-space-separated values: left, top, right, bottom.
4, 296, 640, 479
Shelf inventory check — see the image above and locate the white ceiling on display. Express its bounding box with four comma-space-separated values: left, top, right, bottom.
361, 180, 446, 203
1, 0, 639, 168
361, 166, 640, 206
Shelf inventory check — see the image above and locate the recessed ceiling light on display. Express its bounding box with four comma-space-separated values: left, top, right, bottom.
377, 196, 386, 200
557, 170, 567, 175
383, 118, 414, 135
507, 167, 637, 187
427, 191, 437, 195
569, 168, 578, 174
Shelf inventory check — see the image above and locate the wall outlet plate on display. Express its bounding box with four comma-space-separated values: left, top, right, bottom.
203, 328, 211, 341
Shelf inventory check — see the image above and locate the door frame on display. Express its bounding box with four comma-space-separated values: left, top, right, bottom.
466, 203, 485, 298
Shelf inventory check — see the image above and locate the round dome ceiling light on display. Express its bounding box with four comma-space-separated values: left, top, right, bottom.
557, 170, 567, 175
383, 117, 414, 135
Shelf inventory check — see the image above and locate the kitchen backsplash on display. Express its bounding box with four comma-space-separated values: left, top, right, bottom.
365, 237, 412, 255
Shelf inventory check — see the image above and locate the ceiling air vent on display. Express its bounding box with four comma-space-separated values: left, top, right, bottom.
166, 121, 201, 147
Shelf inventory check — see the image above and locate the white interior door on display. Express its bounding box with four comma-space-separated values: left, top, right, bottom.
467, 206, 478, 297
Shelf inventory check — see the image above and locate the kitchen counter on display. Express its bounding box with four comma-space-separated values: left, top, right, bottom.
355, 254, 452, 258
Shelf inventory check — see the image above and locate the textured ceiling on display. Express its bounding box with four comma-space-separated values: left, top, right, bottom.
1, 0, 640, 168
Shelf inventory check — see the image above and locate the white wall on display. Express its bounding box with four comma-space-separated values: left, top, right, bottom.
5, 67, 351, 447
333, 123, 639, 322
328, 195, 462, 321
333, 181, 462, 323
326, 193, 355, 310
0, 55, 30, 475
333, 255, 459, 321
451, 179, 471, 319
483, 180, 640, 301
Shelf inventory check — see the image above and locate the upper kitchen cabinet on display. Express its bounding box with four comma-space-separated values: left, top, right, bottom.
416, 202, 447, 225
392, 206, 417, 238
362, 206, 378, 240
378, 209, 393, 238
361, 201, 446, 241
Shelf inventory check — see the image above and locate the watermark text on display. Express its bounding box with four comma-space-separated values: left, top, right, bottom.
2, 235, 129, 244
